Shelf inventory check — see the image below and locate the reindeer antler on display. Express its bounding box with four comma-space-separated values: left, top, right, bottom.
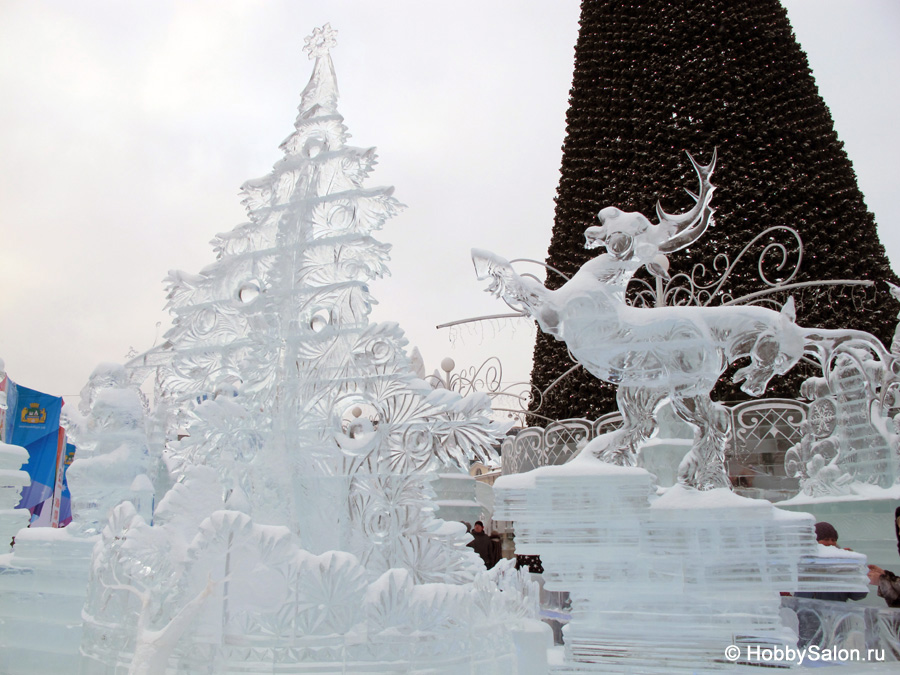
655, 149, 717, 254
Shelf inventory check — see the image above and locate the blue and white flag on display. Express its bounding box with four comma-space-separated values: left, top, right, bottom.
8, 384, 62, 448
7, 382, 64, 512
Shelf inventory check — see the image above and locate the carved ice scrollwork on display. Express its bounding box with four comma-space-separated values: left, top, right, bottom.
788, 331, 900, 494
632, 225, 805, 310
731, 399, 807, 463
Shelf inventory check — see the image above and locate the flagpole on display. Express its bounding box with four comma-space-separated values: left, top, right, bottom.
49, 427, 66, 528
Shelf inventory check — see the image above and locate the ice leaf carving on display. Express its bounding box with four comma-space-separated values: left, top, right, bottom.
366, 568, 414, 633
295, 552, 368, 635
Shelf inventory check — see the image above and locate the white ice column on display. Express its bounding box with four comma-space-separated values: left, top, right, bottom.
0, 442, 30, 548
0, 527, 97, 675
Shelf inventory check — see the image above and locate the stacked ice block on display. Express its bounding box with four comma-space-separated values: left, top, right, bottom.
495, 444, 868, 673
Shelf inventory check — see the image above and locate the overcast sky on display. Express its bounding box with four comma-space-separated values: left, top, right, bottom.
1, 1, 898, 404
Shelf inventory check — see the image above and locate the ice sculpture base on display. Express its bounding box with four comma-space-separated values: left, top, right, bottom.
494, 440, 852, 672
79, 502, 544, 675
0, 527, 97, 675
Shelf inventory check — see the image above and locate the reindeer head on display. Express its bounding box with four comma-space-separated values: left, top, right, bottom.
733, 297, 804, 397
583, 149, 716, 278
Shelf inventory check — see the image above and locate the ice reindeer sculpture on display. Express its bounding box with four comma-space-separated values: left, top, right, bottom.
475, 154, 870, 672
474, 151, 806, 489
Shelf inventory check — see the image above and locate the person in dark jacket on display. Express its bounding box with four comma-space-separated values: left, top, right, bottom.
867, 506, 900, 607
868, 565, 900, 607
795, 522, 868, 648
467, 521, 496, 569
795, 522, 867, 602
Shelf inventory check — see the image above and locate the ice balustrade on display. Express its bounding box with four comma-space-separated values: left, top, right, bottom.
782, 596, 900, 662
501, 400, 809, 501
502, 370, 900, 505
0, 361, 31, 546
500, 414, 622, 476
0, 442, 30, 548
78, 25, 548, 674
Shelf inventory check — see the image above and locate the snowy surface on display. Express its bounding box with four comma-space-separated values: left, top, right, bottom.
652, 483, 775, 511
0, 443, 28, 462
781, 480, 900, 506
495, 444, 651, 490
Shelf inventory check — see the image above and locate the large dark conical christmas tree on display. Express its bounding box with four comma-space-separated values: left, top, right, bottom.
530, 0, 899, 423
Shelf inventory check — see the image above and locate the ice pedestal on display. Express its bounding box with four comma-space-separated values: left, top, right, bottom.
0, 442, 30, 547
494, 440, 861, 673
638, 402, 694, 488
0, 527, 97, 675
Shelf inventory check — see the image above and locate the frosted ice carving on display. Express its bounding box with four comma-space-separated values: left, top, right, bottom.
83, 499, 542, 674
473, 151, 806, 490
785, 297, 900, 497
82, 26, 542, 673
64, 363, 157, 534
152, 21, 505, 576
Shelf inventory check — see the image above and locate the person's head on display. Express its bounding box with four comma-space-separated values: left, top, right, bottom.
473, 520, 484, 534
815, 522, 839, 547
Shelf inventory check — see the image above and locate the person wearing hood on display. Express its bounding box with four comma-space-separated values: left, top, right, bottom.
795, 522, 867, 602
467, 521, 497, 569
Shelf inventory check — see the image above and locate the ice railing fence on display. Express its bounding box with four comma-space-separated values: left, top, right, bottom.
500, 399, 824, 502
782, 596, 900, 662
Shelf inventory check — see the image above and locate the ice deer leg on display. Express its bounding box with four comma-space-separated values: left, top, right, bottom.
597, 385, 667, 466
671, 392, 732, 490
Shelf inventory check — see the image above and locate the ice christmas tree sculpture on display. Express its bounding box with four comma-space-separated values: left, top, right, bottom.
80, 27, 543, 674
153, 24, 503, 580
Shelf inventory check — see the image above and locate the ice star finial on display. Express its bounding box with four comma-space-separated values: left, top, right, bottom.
303, 24, 338, 60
